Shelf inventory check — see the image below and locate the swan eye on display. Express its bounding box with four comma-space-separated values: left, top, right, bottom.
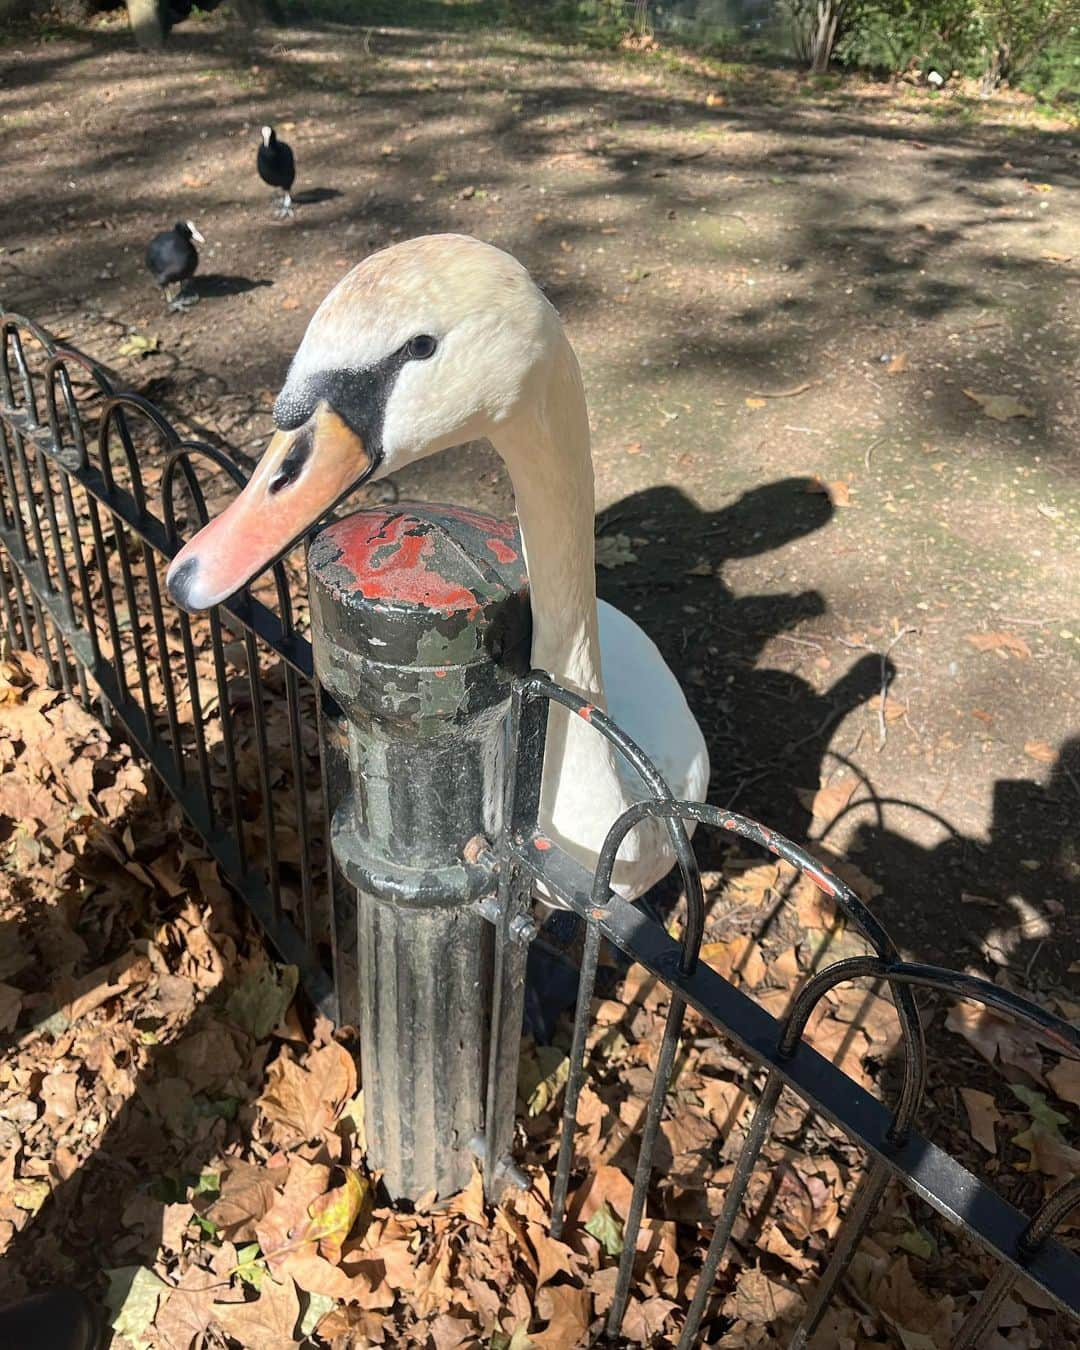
406, 334, 438, 360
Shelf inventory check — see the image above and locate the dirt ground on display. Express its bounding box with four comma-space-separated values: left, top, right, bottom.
5, 4, 1076, 978
0, 5, 1079, 1344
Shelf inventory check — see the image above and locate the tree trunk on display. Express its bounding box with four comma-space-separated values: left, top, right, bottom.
126, 0, 166, 48
979, 42, 1011, 96
809, 1, 842, 75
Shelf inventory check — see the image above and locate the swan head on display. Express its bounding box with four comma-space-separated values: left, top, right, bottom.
166, 234, 562, 613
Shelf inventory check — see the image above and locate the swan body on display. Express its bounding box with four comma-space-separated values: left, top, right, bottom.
166, 234, 710, 898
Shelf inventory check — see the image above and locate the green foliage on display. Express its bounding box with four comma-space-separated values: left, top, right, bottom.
837, 0, 979, 75
972, 0, 1080, 91
833, 0, 1078, 98
584, 1198, 625, 1256
497, 0, 633, 41
1014, 30, 1080, 103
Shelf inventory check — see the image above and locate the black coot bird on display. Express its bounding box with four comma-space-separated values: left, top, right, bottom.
145, 220, 204, 311
258, 125, 296, 219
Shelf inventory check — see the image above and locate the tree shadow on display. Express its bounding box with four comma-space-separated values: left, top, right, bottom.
0, 787, 292, 1309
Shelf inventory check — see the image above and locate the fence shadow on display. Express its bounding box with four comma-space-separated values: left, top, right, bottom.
848, 736, 1080, 983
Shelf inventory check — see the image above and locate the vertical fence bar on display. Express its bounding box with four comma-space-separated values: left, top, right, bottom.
549, 916, 602, 1233
307, 506, 529, 1200
483, 681, 548, 1201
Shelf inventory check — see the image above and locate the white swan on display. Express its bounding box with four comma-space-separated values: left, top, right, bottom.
166, 234, 709, 897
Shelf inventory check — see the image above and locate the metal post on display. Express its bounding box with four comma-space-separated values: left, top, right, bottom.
307, 504, 530, 1201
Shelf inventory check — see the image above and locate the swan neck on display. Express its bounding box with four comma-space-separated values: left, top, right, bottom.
495, 336, 603, 702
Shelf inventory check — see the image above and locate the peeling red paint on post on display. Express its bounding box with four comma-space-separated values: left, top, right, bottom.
533, 836, 552, 851
486, 537, 519, 564
577, 704, 595, 722
321, 512, 482, 617
434, 668, 448, 678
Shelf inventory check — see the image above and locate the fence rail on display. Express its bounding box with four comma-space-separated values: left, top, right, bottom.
1, 310, 1077, 1347
0, 310, 337, 1017
485, 674, 1080, 1345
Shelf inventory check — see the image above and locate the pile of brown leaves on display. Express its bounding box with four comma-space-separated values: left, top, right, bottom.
0, 650, 1077, 1349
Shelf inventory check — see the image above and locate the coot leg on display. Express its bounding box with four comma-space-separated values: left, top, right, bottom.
168, 283, 199, 313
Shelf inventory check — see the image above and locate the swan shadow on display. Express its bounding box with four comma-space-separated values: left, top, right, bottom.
526, 476, 889, 1038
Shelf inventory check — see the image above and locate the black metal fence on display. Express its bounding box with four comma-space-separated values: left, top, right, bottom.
0, 310, 337, 1017
1, 310, 1078, 1347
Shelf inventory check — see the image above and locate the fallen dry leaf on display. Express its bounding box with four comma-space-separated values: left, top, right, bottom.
887, 352, 909, 374
214, 1274, 301, 1349
594, 534, 637, 569
1046, 1059, 1080, 1108
962, 389, 1034, 422
620, 1294, 678, 1344
530, 1283, 592, 1350
959, 1087, 1001, 1154
874, 1254, 954, 1348
1023, 739, 1055, 764
202, 1158, 287, 1243
699, 935, 767, 987
257, 1158, 369, 1281
964, 631, 1031, 660
806, 475, 852, 506
730, 1267, 804, 1327
944, 1000, 1047, 1083
258, 1039, 357, 1147
280, 296, 300, 310
798, 775, 858, 822
793, 875, 839, 930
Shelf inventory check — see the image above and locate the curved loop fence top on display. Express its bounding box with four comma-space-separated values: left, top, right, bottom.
521, 670, 705, 975
0, 305, 335, 1015
500, 679, 1079, 1345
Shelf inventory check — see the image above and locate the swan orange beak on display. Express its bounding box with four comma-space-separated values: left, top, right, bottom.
166, 402, 374, 612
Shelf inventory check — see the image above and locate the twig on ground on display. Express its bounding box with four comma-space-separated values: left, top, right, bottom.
773, 633, 826, 652
864, 436, 884, 470
876, 626, 919, 752
747, 380, 818, 399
